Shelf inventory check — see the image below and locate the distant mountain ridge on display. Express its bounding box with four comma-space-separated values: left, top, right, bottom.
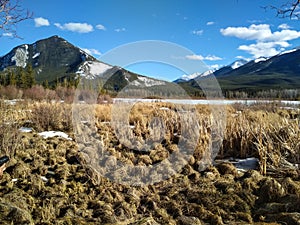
176, 49, 300, 91
174, 59, 248, 83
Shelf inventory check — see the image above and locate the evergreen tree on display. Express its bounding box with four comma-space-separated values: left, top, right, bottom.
42, 80, 49, 89
25, 64, 35, 88
9, 70, 17, 86
16, 67, 27, 88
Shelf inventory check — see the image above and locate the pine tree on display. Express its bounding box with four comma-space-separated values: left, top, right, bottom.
0, 69, 16, 86
16, 67, 27, 88
0, 73, 5, 86
25, 64, 35, 88
42, 80, 49, 89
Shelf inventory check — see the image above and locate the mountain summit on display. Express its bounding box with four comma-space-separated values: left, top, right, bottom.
0, 35, 115, 84
0, 36, 181, 96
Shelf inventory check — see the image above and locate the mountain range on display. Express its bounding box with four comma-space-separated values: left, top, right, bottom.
0, 35, 300, 97
176, 49, 300, 92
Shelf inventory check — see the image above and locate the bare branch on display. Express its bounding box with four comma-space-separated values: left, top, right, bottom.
0, 0, 33, 38
263, 0, 300, 20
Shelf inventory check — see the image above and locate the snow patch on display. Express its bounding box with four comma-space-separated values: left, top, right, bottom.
179, 70, 214, 81
180, 72, 202, 81
159, 107, 170, 111
40, 176, 48, 182
32, 52, 40, 59
19, 127, 33, 133
38, 131, 72, 140
37, 68, 42, 74
230, 59, 248, 69
200, 70, 214, 77
214, 157, 259, 172
4, 99, 23, 105
279, 49, 297, 56
254, 57, 268, 63
131, 76, 166, 87
77, 61, 112, 79
11, 46, 29, 68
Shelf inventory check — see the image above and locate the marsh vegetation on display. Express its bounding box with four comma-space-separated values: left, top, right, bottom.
0, 99, 299, 224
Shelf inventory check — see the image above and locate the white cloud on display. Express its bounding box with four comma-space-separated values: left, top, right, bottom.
186, 54, 204, 60
238, 41, 290, 58
82, 48, 102, 56
55, 22, 93, 33
186, 54, 223, 61
96, 24, 106, 30
221, 24, 300, 42
205, 55, 223, 61
236, 55, 252, 61
34, 17, 50, 27
206, 21, 215, 26
221, 23, 300, 58
192, 29, 203, 36
114, 28, 126, 32
220, 24, 272, 41
278, 23, 291, 30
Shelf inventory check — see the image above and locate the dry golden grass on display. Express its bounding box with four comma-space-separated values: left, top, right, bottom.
94, 102, 300, 174
0, 100, 299, 224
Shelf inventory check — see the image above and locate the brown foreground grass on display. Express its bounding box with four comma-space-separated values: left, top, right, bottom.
0, 99, 299, 224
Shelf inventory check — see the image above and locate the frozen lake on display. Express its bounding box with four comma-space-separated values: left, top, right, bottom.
113, 98, 300, 106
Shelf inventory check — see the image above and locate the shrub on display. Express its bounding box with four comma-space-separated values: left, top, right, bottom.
23, 85, 46, 101
55, 86, 75, 103
0, 85, 23, 99
0, 99, 23, 158
30, 102, 72, 132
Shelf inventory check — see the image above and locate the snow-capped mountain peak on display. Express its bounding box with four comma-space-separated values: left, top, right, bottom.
180, 72, 202, 81
230, 59, 248, 69
178, 70, 215, 81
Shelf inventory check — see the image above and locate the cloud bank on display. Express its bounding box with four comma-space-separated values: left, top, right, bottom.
186, 54, 223, 61
220, 24, 300, 58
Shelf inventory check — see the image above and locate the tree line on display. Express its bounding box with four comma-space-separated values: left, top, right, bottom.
0, 65, 80, 90
0, 65, 35, 89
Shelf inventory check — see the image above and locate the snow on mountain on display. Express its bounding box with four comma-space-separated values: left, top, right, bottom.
11, 45, 29, 68
278, 49, 297, 56
254, 57, 268, 63
32, 52, 40, 59
130, 76, 166, 87
180, 72, 202, 81
230, 59, 248, 69
178, 70, 215, 81
200, 70, 215, 77
76, 61, 113, 79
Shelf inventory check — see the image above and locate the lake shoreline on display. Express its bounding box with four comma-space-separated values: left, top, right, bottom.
113, 97, 300, 105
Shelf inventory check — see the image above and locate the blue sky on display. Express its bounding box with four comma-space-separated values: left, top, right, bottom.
2, 0, 300, 81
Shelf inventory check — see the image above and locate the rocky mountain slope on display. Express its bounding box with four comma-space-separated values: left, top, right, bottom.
0, 36, 180, 96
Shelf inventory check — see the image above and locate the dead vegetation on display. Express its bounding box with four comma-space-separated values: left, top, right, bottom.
0, 99, 299, 224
